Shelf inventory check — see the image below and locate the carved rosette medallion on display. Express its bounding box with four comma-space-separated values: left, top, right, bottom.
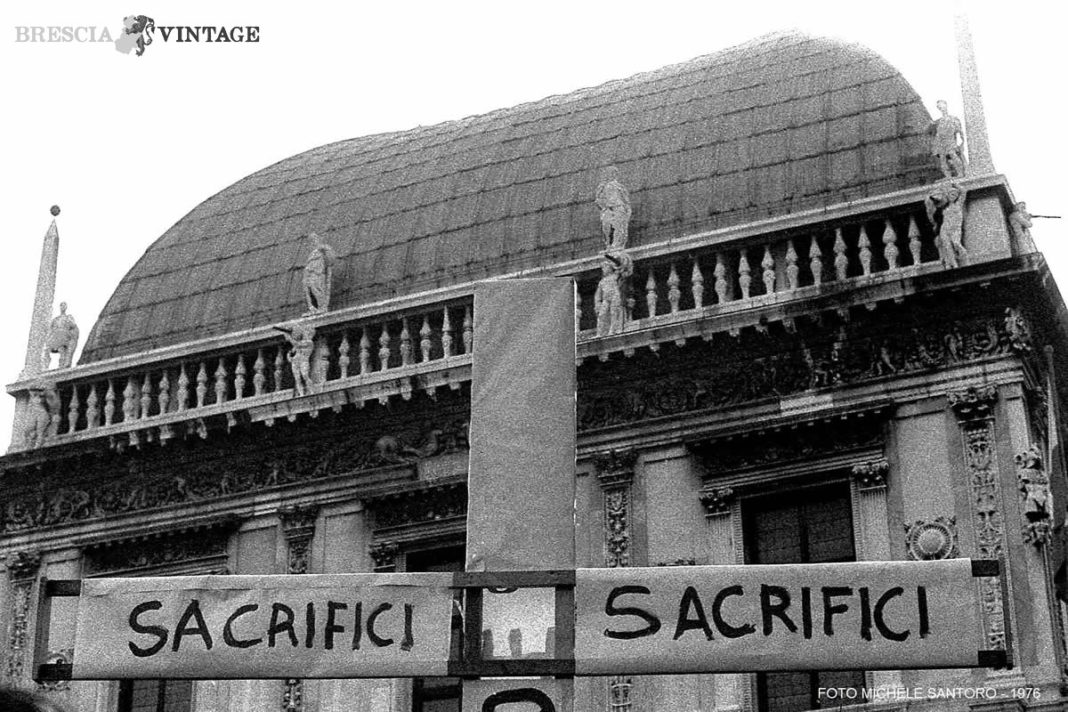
5, 550, 42, 683
949, 385, 1006, 650
593, 450, 637, 711
369, 541, 399, 572
851, 459, 889, 490
905, 517, 959, 560
278, 506, 317, 712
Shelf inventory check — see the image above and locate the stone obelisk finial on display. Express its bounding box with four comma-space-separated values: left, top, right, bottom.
19, 206, 61, 379
954, 10, 995, 175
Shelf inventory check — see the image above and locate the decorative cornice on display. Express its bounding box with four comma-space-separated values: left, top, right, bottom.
593, 450, 638, 490
366, 483, 467, 531
5, 551, 41, 582
948, 384, 998, 420
699, 486, 735, 517
851, 459, 890, 489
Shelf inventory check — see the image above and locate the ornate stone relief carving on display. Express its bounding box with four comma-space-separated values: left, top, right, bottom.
950, 386, 1006, 650
851, 459, 890, 490
905, 517, 959, 560
84, 525, 233, 575
369, 541, 399, 572
280, 505, 318, 576
581, 309, 1025, 432
368, 484, 467, 531
5, 551, 41, 683
1016, 445, 1052, 546
1, 417, 469, 534
699, 486, 735, 517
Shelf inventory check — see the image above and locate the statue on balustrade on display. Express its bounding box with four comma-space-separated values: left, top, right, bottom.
595, 166, 632, 250
1009, 202, 1033, 244
273, 321, 316, 397
22, 382, 59, 449
303, 232, 336, 313
594, 249, 633, 337
45, 301, 79, 369
929, 100, 966, 178
925, 181, 967, 269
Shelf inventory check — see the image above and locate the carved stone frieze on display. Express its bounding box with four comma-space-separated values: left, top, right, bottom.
699, 487, 735, 517
905, 517, 959, 560
369, 542, 399, 572
581, 308, 1025, 431
84, 526, 232, 575
368, 484, 467, 531
0, 416, 469, 535
948, 385, 998, 420
1016, 445, 1052, 546
851, 459, 890, 489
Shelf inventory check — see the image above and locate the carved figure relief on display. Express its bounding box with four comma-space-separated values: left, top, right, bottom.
595, 166, 632, 250
928, 100, 966, 178
595, 250, 634, 337
273, 322, 317, 396
302, 232, 336, 313
1016, 445, 1052, 546
925, 181, 967, 269
905, 517, 959, 560
45, 302, 79, 369
22, 383, 59, 449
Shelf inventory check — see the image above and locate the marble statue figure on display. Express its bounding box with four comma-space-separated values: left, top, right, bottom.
303, 232, 336, 313
595, 166, 632, 250
45, 302, 79, 369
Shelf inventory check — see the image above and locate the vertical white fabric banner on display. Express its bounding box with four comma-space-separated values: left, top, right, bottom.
466, 278, 576, 572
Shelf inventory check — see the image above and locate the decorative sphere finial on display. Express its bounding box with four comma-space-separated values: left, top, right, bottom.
50, 205, 61, 217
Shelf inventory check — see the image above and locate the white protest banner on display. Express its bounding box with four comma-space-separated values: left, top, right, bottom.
71, 573, 455, 679
574, 559, 985, 674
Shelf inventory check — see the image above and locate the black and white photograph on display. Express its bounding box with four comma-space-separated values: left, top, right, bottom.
1, 2, 1066, 711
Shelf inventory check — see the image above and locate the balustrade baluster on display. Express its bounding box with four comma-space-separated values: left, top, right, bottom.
400, 318, 413, 366
786, 240, 799, 290
762, 246, 775, 295
104, 380, 116, 426
140, 374, 152, 419
359, 330, 372, 374
420, 317, 432, 362
462, 306, 473, 354
379, 324, 392, 370
442, 308, 454, 357
691, 259, 704, 309
158, 371, 171, 414
809, 235, 823, 285
67, 385, 80, 434
833, 228, 848, 281
908, 215, 922, 265
177, 366, 190, 411
714, 254, 728, 303
196, 362, 208, 408
274, 350, 285, 392
338, 334, 351, 378
738, 248, 752, 299
253, 349, 266, 396
235, 355, 247, 398
667, 264, 681, 313
645, 270, 657, 317
86, 384, 100, 429
123, 377, 138, 421
883, 219, 900, 270
214, 359, 228, 405
858, 225, 872, 276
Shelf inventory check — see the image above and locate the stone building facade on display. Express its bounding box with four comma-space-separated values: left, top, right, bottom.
3, 31, 1067, 712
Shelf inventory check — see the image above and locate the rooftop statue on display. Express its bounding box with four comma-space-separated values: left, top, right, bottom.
929, 100, 966, 179
303, 232, 336, 314
595, 166, 632, 250
273, 321, 317, 397
925, 181, 967, 269
594, 249, 634, 337
1009, 202, 1033, 243
22, 382, 59, 449
45, 302, 79, 369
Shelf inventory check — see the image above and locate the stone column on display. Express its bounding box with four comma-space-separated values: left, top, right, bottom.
699, 486, 743, 712
594, 451, 637, 712
280, 505, 318, 712
4, 550, 42, 686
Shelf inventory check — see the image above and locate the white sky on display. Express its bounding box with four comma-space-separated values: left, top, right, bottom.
1, 0, 1065, 446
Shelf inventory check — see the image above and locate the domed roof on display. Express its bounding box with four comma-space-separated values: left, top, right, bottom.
82, 32, 937, 363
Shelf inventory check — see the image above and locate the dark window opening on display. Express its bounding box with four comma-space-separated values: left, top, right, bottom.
408, 544, 465, 712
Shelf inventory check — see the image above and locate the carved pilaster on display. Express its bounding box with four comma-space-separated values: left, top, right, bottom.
594, 451, 636, 711
949, 385, 1006, 651
369, 542, 399, 572
1015, 445, 1052, 547
851, 459, 889, 490
5, 551, 41, 684
279, 506, 317, 712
